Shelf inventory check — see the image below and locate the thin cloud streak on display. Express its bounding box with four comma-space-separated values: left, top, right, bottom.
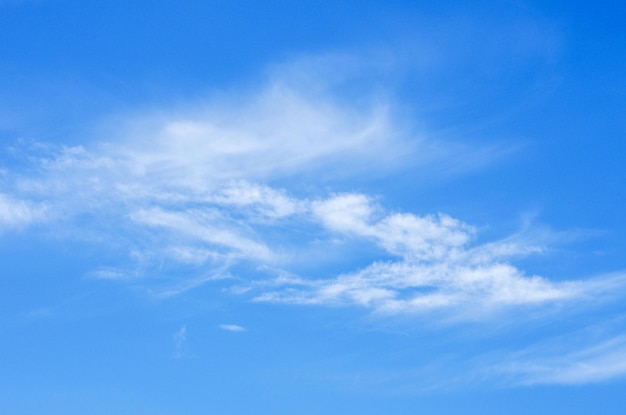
219, 324, 247, 332
491, 325, 626, 385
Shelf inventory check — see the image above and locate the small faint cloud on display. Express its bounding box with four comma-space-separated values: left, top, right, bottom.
219, 324, 247, 332
88, 268, 132, 280
173, 325, 187, 359
491, 330, 626, 386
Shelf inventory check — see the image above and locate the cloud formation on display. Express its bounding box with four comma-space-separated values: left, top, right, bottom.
0, 60, 622, 325
252, 193, 620, 319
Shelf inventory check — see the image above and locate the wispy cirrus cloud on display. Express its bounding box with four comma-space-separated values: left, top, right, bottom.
103, 80, 409, 192
486, 316, 626, 385
0, 55, 622, 324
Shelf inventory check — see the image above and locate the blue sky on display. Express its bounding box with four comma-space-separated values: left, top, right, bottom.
1, 0, 626, 413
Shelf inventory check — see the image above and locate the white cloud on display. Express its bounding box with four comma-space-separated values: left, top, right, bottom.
312, 194, 474, 260
89, 268, 132, 280
256, 262, 577, 312
209, 181, 303, 219
219, 324, 247, 332
105, 81, 407, 194
311, 193, 376, 235
130, 207, 274, 262
0, 193, 47, 230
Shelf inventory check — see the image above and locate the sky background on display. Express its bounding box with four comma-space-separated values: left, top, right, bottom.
1, 1, 626, 414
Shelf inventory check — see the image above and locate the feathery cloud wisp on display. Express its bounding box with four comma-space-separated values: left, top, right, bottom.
491, 324, 626, 385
